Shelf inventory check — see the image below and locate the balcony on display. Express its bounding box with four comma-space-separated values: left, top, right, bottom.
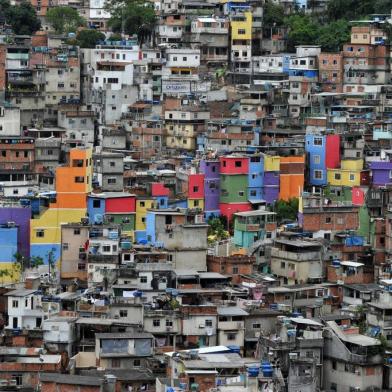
218, 321, 244, 331
192, 26, 228, 34
271, 248, 321, 262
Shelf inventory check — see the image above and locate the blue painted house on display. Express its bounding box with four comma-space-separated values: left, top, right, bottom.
305, 134, 327, 186
248, 155, 264, 201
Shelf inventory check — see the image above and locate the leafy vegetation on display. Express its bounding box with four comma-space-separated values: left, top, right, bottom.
105, 0, 156, 41
263, 1, 285, 28
0, 0, 41, 35
46, 6, 86, 34
207, 217, 230, 244
274, 198, 299, 223
75, 29, 106, 48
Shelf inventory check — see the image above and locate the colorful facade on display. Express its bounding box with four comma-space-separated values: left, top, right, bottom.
327, 159, 363, 187
279, 156, 305, 201
30, 148, 93, 264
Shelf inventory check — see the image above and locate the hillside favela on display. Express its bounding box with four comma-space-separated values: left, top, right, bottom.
2, 0, 392, 391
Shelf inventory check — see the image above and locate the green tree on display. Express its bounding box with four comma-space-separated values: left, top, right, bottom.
374, 0, 392, 13
317, 19, 350, 52
275, 198, 299, 223
285, 14, 319, 50
263, 1, 285, 27
207, 217, 229, 243
29, 256, 44, 269
75, 29, 105, 48
46, 6, 86, 34
106, 0, 156, 41
0, 0, 41, 35
0, 269, 10, 284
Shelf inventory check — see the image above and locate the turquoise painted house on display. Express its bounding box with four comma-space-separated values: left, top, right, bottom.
233, 210, 276, 249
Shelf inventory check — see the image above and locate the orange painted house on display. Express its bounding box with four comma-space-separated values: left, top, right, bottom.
279, 156, 305, 201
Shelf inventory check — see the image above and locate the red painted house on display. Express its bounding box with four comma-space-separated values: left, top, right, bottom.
219, 156, 249, 175
220, 202, 252, 222
151, 183, 170, 197
188, 174, 205, 198
105, 194, 136, 213
325, 134, 340, 169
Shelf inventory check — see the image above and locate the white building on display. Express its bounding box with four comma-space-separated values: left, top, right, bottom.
5, 289, 45, 330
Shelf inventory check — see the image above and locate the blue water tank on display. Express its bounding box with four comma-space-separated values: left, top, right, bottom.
291, 312, 301, 318
227, 345, 240, 354
248, 366, 260, 377
332, 259, 341, 267
261, 361, 273, 377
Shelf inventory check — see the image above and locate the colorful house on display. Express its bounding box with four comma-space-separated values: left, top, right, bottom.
30, 148, 93, 264
188, 174, 205, 211
135, 198, 156, 232
327, 159, 363, 187
305, 134, 340, 186
279, 155, 305, 201
151, 183, 169, 209
248, 155, 264, 201
200, 159, 220, 220
233, 210, 276, 249
0, 223, 18, 282
263, 155, 280, 204
219, 156, 251, 220
87, 192, 136, 237
370, 161, 392, 186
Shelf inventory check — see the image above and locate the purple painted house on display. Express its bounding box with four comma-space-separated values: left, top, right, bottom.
370, 161, 392, 186
0, 206, 31, 258
200, 159, 220, 212
263, 171, 280, 204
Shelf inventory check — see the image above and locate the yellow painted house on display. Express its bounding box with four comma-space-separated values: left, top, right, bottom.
230, 11, 252, 41
136, 199, 156, 231
188, 198, 204, 210
264, 155, 280, 172
327, 159, 363, 187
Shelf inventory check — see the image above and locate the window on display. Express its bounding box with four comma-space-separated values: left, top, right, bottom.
182, 57, 187, 61
119, 310, 128, 318
232, 266, 239, 274
75, 176, 84, 183
93, 200, 100, 208
112, 359, 121, 368
238, 29, 246, 34
153, 319, 160, 327
193, 186, 199, 193
140, 201, 145, 207
252, 323, 261, 329
58, 83, 64, 88
12, 300, 18, 308
205, 320, 213, 327
325, 217, 331, 223
103, 245, 111, 252
334, 173, 341, 180
349, 173, 355, 181
62, 243, 69, 251
108, 178, 117, 184
140, 276, 148, 283
337, 218, 343, 224
107, 78, 119, 84
281, 261, 285, 269
11, 375, 22, 386
110, 161, 115, 167
314, 170, 323, 180
314, 137, 323, 146
166, 319, 173, 327
250, 190, 257, 197
36, 230, 45, 238
235, 160, 242, 167
313, 155, 321, 164
238, 191, 244, 197
74, 228, 80, 235
227, 333, 237, 340
133, 359, 141, 367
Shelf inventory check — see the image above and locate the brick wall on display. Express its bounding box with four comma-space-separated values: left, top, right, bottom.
302, 210, 359, 232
